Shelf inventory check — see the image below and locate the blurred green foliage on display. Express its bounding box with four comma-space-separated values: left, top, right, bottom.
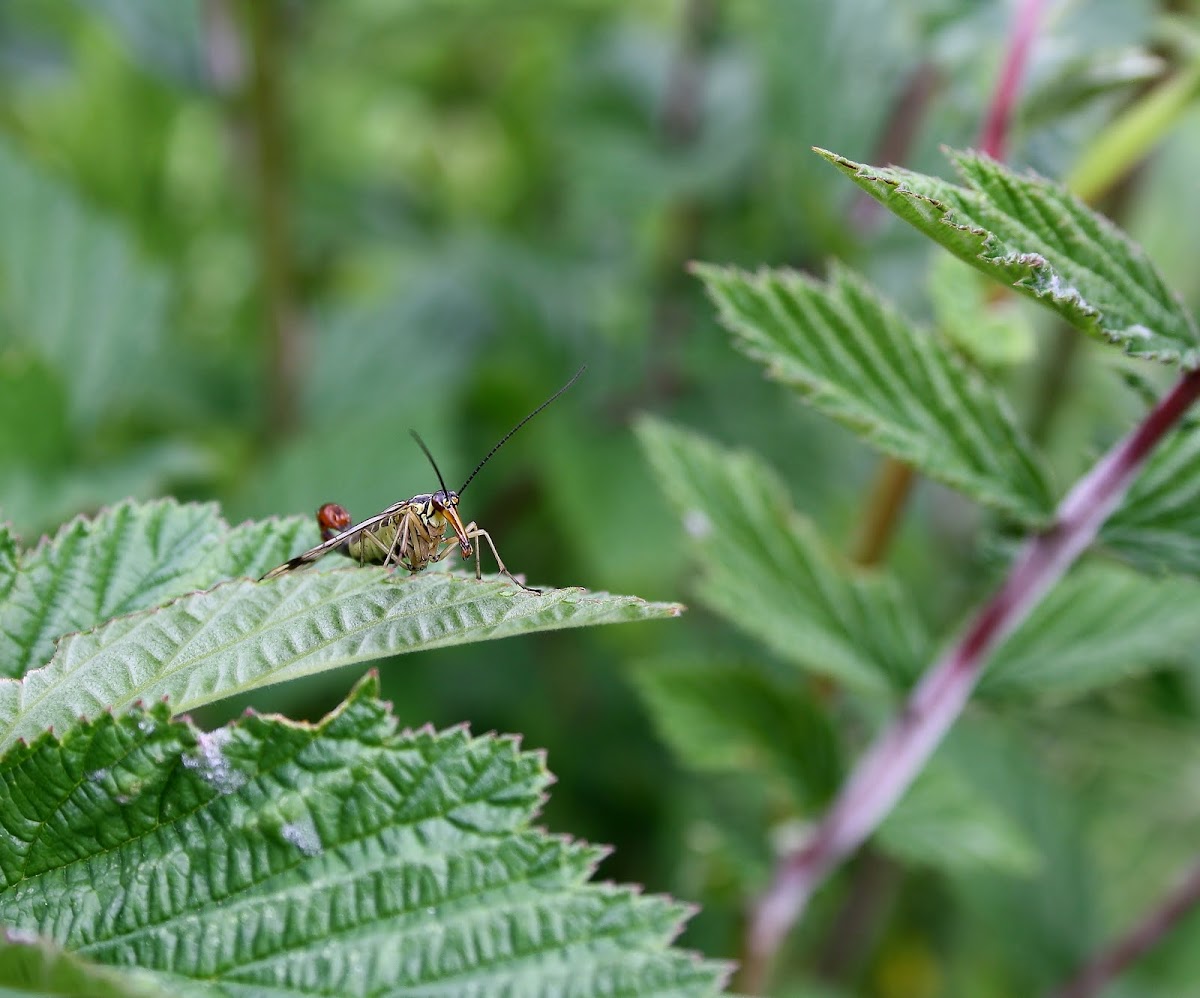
3, 1, 1200, 994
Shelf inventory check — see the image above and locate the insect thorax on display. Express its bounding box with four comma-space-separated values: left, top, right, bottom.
344, 495, 452, 570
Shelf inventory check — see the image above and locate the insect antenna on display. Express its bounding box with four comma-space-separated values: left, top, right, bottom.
409, 430, 451, 495
458, 365, 586, 495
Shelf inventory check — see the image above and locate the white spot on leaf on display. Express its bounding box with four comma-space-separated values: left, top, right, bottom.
281, 818, 323, 857
182, 728, 246, 795
683, 509, 712, 539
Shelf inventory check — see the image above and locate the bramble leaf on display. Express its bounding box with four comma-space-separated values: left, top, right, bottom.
0, 500, 681, 748
1101, 414, 1200, 577
879, 755, 1038, 875
696, 261, 1054, 524
0, 573, 681, 752
630, 659, 841, 807
0, 931, 172, 997
928, 254, 1035, 370
817, 147, 1200, 367
0, 676, 728, 996
0, 499, 314, 681
0, 140, 174, 425
637, 418, 927, 694
983, 564, 1200, 700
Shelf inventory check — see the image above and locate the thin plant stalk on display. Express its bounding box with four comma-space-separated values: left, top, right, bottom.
739, 367, 1200, 994
805, 5, 1047, 985
978, 0, 1047, 160
245, 0, 301, 437
852, 459, 915, 567
1053, 857, 1200, 998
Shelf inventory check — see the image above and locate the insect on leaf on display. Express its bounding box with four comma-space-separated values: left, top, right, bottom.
0, 500, 682, 749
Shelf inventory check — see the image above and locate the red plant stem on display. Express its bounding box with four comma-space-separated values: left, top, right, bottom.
739, 367, 1200, 993
1053, 857, 1200, 998
978, 0, 1047, 159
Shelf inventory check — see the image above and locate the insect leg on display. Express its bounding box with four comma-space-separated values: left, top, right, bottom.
428, 537, 458, 565
464, 522, 541, 594
387, 513, 412, 570
358, 525, 393, 565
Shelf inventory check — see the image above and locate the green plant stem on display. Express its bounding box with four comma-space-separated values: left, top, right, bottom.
245, 0, 300, 438
852, 459, 915, 567
1067, 57, 1200, 205
740, 368, 1200, 994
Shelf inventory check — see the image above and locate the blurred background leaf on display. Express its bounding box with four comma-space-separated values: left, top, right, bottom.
3, 1, 1200, 994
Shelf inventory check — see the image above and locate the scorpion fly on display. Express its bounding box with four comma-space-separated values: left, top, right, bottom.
261, 366, 585, 593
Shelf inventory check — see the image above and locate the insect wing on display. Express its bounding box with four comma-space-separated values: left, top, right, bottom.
261, 499, 413, 580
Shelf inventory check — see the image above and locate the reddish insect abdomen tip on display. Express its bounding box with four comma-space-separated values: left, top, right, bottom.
317, 502, 353, 539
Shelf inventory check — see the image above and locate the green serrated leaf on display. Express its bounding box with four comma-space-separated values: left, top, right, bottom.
631, 659, 841, 808
817, 147, 1200, 367
982, 564, 1200, 700
636, 418, 927, 695
0, 527, 17, 606
928, 254, 1036, 370
0, 499, 316, 680
1066, 57, 1200, 204
937, 716, 1096, 979
878, 755, 1039, 876
0, 676, 728, 996
1034, 712, 1200, 920
696, 262, 1053, 524
0, 931, 171, 998
1101, 415, 1200, 576
0, 566, 681, 751
0, 140, 173, 426
1020, 47, 1165, 130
